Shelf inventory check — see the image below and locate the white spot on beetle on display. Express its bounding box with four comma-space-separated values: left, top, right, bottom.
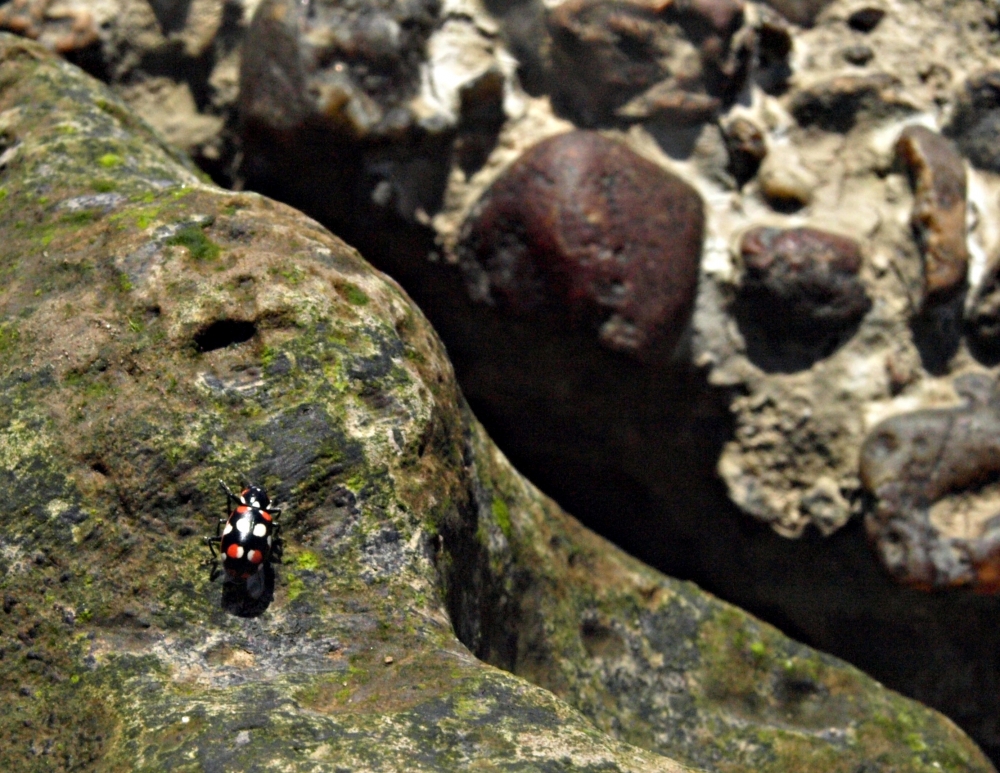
253, 523, 267, 538
223, 523, 233, 536
235, 518, 251, 534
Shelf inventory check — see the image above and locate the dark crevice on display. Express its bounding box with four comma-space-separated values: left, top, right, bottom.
193, 319, 257, 353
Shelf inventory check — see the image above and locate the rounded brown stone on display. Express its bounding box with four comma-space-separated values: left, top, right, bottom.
737, 226, 871, 335
457, 130, 704, 360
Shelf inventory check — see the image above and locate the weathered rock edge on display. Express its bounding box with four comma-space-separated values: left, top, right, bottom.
0, 34, 990, 773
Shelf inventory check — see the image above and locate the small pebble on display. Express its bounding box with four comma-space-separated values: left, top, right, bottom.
723, 117, 767, 187
842, 44, 874, 66
757, 149, 816, 211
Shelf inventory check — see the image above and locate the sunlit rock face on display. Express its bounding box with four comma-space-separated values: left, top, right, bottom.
11, 0, 1000, 766
228, 0, 1000, 764
2, 31, 994, 773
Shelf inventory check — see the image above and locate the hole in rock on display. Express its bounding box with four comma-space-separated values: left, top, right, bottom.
194, 319, 257, 353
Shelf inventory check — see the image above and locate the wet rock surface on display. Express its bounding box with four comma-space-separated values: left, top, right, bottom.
3, 32, 993, 773
457, 130, 704, 359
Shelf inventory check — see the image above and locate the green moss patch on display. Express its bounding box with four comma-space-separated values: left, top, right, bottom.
166, 226, 220, 261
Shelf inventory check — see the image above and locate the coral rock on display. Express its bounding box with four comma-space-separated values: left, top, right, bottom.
860, 375, 1000, 590
895, 125, 969, 302
458, 130, 704, 360
737, 226, 871, 335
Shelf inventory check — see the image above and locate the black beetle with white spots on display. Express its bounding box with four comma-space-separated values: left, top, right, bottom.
205, 481, 282, 599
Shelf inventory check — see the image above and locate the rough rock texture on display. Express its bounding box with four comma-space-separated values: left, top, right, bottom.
3, 33, 992, 773
947, 70, 1000, 175
239, 0, 516, 226
968, 256, 1000, 361
861, 374, 1000, 591
457, 130, 704, 359
0, 0, 250, 182
542, 0, 751, 126
228, 0, 1000, 763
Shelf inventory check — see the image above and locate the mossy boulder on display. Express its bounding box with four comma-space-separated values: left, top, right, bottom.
0, 33, 992, 773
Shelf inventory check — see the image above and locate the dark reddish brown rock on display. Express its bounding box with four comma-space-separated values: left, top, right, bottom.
722, 116, 767, 187
737, 226, 871, 335
457, 130, 704, 360
895, 125, 969, 302
860, 374, 1000, 591
545, 0, 750, 126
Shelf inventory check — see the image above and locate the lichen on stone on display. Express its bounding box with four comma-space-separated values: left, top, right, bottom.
0, 31, 993, 773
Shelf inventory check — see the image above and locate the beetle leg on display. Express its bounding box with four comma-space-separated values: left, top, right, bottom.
218, 480, 237, 512
203, 535, 221, 559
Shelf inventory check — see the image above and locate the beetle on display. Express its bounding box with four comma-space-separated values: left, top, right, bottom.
205, 481, 281, 599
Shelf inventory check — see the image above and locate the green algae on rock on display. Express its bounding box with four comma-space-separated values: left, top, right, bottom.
0, 32, 993, 773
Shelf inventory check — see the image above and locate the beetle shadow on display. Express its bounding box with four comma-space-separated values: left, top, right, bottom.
218, 564, 276, 618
